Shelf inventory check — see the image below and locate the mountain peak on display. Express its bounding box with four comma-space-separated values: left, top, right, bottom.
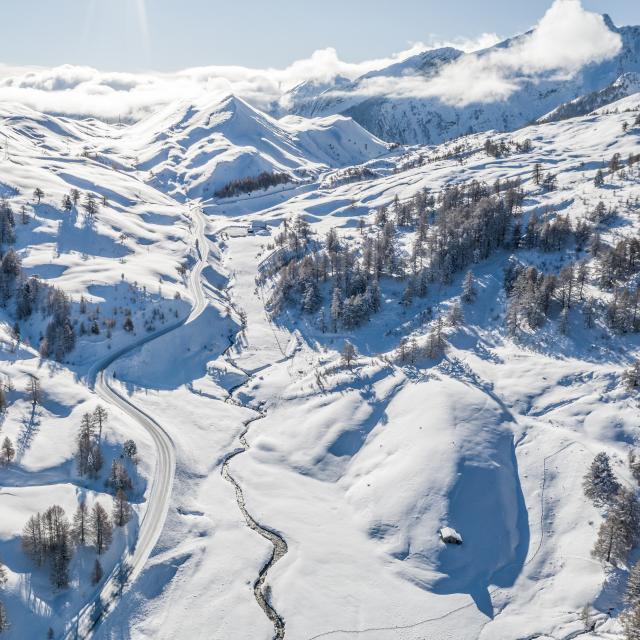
602, 13, 617, 31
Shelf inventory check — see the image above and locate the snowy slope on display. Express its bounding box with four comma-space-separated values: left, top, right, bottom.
0, 102, 202, 638
539, 72, 640, 123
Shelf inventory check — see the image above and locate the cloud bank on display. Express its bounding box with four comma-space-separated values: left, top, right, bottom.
0, 0, 623, 120
0, 43, 434, 121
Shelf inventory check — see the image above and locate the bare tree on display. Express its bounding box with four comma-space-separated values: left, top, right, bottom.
26, 376, 41, 406
341, 341, 357, 369
92, 405, 108, 443
71, 498, 89, 546
90, 503, 112, 554
112, 489, 132, 527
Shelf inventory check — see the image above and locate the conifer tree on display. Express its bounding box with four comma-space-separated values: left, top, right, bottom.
531, 163, 543, 185
462, 270, 476, 303
583, 452, 620, 507
123, 440, 138, 464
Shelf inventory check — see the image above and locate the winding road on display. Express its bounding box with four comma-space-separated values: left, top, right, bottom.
62, 207, 208, 639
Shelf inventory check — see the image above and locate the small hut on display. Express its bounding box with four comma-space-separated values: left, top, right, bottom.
439, 527, 463, 545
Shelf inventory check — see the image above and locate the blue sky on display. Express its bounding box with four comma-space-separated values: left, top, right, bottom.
0, 0, 636, 71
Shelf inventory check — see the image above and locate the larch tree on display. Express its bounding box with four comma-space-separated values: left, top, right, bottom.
626, 560, 640, 607
71, 498, 89, 546
0, 438, 14, 466
330, 287, 342, 332
92, 405, 108, 443
623, 362, 640, 392
26, 376, 41, 406
447, 302, 464, 327
0, 561, 6, 633
90, 503, 112, 555
112, 489, 132, 527
623, 603, 640, 640
76, 413, 95, 477
592, 489, 640, 566
341, 341, 357, 369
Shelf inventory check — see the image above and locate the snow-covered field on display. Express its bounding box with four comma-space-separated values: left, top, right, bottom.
0, 76, 639, 640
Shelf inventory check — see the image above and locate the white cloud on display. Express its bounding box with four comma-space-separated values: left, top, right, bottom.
0, 1, 623, 119
0, 42, 435, 120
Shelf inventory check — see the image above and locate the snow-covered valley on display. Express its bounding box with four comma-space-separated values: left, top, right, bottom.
1, 13, 640, 639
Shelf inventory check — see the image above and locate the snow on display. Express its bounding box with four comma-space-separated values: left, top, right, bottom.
0, 79, 639, 640
283, 19, 640, 145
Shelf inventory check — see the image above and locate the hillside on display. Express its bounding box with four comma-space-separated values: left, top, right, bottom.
109, 95, 390, 204
176, 92, 640, 640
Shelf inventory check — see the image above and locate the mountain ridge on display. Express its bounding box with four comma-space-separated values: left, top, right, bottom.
280, 15, 640, 145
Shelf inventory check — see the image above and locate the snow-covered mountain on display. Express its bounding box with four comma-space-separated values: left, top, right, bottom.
282, 16, 640, 144
114, 94, 389, 202
2, 39, 640, 640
